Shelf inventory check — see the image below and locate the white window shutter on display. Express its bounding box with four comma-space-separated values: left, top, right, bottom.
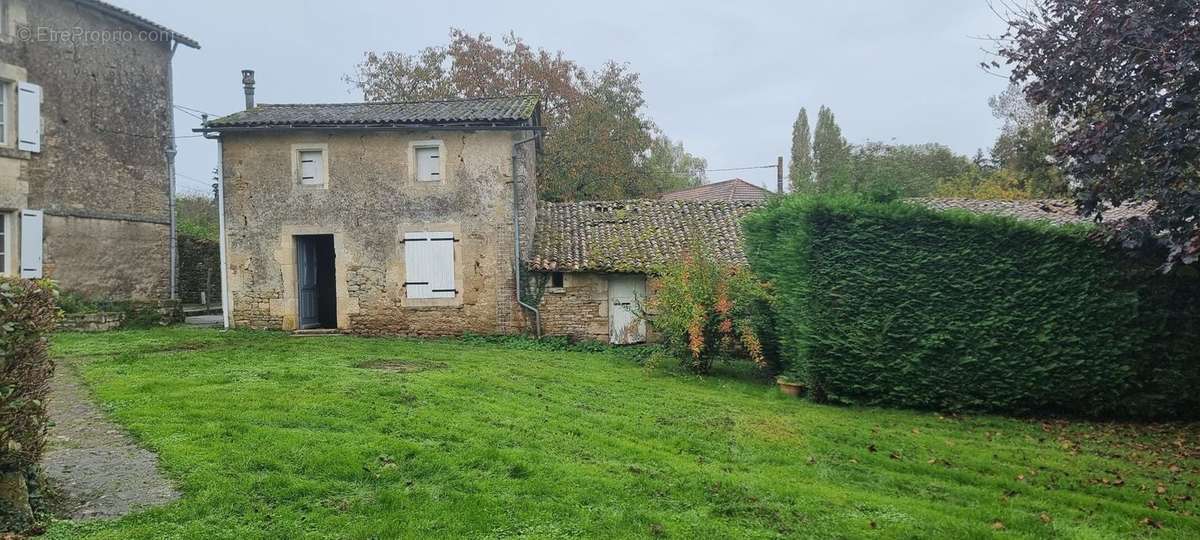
404, 232, 432, 298
20, 209, 43, 278
17, 82, 42, 153
299, 150, 321, 185
428, 233, 455, 298
415, 146, 440, 181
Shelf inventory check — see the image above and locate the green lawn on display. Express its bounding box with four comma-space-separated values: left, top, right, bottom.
45, 328, 1199, 539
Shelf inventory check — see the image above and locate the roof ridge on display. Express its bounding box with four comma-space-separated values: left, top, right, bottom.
256, 95, 537, 108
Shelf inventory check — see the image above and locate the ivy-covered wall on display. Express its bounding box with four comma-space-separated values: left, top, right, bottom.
743, 196, 1200, 418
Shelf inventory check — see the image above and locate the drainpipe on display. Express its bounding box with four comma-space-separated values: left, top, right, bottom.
166, 40, 180, 301
215, 135, 231, 330
512, 134, 540, 337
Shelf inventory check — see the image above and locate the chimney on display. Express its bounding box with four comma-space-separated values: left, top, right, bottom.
242, 69, 256, 110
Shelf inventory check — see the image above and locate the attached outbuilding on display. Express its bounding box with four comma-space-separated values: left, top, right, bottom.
528, 199, 761, 343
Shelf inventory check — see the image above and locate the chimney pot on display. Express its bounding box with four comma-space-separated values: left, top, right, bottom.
242, 69, 256, 110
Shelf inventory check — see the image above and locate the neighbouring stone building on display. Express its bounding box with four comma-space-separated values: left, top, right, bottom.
202, 86, 542, 334
0, 0, 198, 299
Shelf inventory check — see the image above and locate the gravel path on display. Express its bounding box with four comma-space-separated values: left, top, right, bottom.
40, 361, 179, 520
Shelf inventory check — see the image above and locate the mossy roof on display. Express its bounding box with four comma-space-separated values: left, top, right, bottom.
529, 200, 762, 273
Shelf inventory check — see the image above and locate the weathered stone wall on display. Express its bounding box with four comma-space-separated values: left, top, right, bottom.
0, 0, 175, 298
177, 235, 220, 304
538, 272, 611, 341
57, 312, 122, 332
222, 129, 538, 335
537, 272, 662, 343
42, 215, 168, 300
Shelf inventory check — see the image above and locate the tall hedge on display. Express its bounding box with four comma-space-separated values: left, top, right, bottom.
743, 196, 1200, 418
0, 278, 60, 531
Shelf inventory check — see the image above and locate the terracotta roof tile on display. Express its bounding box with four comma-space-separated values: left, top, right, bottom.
661, 178, 772, 202
529, 200, 762, 273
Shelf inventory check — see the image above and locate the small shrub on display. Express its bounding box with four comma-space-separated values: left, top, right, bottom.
647, 252, 775, 374
0, 278, 61, 532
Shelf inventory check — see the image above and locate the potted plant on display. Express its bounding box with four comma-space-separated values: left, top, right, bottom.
776, 373, 805, 397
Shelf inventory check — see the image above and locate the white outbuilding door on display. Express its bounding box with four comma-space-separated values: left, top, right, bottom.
608, 274, 646, 344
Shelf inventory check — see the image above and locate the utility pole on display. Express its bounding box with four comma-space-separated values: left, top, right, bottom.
777, 156, 784, 194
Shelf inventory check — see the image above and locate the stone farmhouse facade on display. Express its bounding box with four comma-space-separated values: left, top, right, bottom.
0, 0, 197, 299
202, 92, 542, 334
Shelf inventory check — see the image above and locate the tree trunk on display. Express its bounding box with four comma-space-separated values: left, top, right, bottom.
0, 469, 33, 532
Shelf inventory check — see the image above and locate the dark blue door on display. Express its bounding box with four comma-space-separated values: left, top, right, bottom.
297, 237, 319, 329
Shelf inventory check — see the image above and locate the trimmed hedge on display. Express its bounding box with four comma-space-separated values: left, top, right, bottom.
743, 196, 1200, 418
0, 278, 60, 531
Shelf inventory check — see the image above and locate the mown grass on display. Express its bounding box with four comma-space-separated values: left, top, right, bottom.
45, 328, 1200, 539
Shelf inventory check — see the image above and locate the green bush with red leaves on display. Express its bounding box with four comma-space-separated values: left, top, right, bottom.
647, 253, 776, 374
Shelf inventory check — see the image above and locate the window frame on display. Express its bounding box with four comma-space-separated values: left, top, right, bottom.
408, 139, 446, 183
0, 80, 8, 146
0, 211, 8, 276
290, 143, 329, 189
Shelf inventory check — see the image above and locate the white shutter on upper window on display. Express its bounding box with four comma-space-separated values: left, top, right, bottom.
19, 209, 43, 278
415, 146, 440, 181
17, 82, 42, 153
404, 232, 432, 299
299, 150, 322, 185
427, 232, 456, 298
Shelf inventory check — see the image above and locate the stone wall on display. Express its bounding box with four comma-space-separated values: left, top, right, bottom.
537, 272, 662, 343
43, 215, 169, 301
58, 312, 123, 332
177, 235, 220, 304
57, 299, 181, 332
538, 272, 611, 341
221, 129, 538, 335
0, 0, 176, 298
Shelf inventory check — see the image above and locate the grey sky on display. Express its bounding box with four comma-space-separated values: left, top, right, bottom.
111, 0, 1011, 195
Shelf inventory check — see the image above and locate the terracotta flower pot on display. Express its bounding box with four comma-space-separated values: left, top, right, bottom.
777, 379, 804, 397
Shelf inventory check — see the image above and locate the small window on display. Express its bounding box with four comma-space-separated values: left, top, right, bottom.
0, 81, 7, 145
550, 272, 564, 288
415, 145, 440, 182
298, 149, 324, 186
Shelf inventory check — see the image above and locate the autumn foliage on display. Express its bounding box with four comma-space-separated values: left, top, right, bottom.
648, 253, 775, 374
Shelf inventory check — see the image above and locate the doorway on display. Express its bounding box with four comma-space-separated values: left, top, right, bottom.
608, 274, 647, 344
295, 234, 337, 329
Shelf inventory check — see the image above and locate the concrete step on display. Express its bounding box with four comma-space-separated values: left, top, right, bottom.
291, 328, 342, 336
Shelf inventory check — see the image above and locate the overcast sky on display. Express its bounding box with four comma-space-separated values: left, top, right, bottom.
110, 0, 1012, 195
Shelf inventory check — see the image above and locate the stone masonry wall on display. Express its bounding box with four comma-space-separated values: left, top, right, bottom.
222, 129, 537, 335
0, 0, 176, 298
538, 272, 662, 343
538, 272, 611, 341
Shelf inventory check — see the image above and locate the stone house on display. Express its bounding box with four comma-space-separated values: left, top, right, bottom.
201, 83, 542, 334
0, 0, 198, 299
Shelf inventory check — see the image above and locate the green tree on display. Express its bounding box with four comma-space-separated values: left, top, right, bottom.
177, 193, 218, 240
812, 106, 851, 193
988, 84, 1066, 197
644, 131, 707, 192
788, 108, 813, 192
348, 29, 705, 201
848, 142, 975, 199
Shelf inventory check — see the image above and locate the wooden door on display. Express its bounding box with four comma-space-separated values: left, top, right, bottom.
608, 274, 646, 344
296, 237, 319, 329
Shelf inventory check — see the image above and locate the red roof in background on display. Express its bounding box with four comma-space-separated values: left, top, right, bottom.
660, 178, 773, 202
